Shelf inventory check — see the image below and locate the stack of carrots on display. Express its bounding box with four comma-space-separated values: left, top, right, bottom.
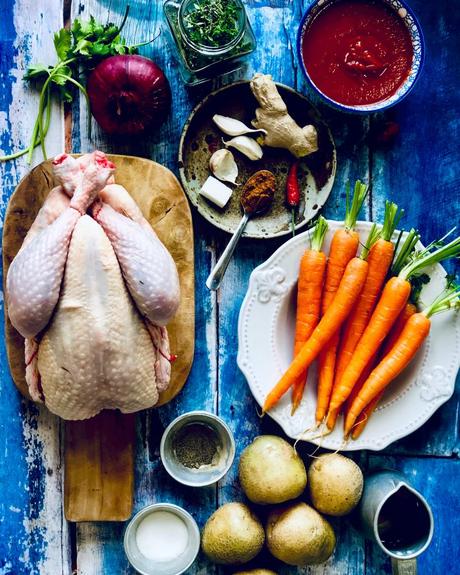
263, 181, 460, 440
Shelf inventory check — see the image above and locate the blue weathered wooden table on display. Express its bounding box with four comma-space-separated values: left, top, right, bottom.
0, 1, 459, 573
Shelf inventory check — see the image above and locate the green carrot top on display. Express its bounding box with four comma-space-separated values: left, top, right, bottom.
344, 180, 368, 231
423, 281, 460, 317
381, 200, 404, 242
391, 228, 421, 277
360, 223, 381, 260
310, 216, 329, 252
399, 229, 460, 281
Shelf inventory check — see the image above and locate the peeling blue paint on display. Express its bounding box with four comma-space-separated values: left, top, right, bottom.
0, 0, 459, 574
0, 1, 48, 573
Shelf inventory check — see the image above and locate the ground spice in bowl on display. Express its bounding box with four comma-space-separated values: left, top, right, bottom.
172, 423, 222, 469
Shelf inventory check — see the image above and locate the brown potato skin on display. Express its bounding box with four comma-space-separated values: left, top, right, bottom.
238, 435, 307, 504
266, 502, 336, 566
202, 502, 265, 565
308, 453, 364, 516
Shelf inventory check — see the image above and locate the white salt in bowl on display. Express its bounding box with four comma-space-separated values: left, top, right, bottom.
124, 503, 200, 575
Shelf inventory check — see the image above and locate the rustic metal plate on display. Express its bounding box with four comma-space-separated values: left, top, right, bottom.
179, 81, 336, 239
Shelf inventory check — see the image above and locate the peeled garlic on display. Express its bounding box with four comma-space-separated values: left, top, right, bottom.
213, 114, 267, 137
209, 149, 238, 184
223, 136, 264, 161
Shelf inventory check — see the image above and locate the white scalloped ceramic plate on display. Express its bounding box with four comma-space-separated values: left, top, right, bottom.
237, 221, 460, 451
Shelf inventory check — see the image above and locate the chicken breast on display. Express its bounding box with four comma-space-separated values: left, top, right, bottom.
38, 215, 159, 420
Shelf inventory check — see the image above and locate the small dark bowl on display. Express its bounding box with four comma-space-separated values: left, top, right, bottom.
297, 0, 425, 113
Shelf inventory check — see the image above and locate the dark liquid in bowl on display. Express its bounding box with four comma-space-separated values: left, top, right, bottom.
302, 0, 414, 106
377, 486, 431, 552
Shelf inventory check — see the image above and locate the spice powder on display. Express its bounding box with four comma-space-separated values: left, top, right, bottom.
173, 423, 221, 469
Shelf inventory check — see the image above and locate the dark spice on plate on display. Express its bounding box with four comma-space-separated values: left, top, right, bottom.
173, 423, 221, 469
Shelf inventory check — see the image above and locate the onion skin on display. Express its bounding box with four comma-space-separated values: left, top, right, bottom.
87, 55, 171, 136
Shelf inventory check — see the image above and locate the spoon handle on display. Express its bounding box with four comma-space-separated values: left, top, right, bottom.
206, 213, 250, 291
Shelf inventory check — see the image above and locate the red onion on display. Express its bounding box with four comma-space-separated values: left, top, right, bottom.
87, 55, 171, 136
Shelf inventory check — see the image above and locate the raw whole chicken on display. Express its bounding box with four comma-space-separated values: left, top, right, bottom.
6, 151, 180, 420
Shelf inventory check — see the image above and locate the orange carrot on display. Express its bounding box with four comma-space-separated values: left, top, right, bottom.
324, 224, 382, 430
291, 217, 328, 414
335, 202, 403, 388
327, 233, 460, 417
343, 230, 421, 433
315, 181, 368, 424
327, 202, 403, 430
344, 286, 459, 436
350, 302, 416, 439
263, 256, 369, 413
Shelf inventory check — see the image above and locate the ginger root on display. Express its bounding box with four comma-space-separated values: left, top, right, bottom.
250, 73, 318, 158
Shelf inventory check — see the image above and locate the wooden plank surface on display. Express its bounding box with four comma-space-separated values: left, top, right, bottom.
0, 1, 70, 573
0, 0, 458, 574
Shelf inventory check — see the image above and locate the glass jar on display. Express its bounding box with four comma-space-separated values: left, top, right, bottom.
163, 0, 257, 85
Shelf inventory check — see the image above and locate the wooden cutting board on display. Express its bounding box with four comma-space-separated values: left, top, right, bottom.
2, 154, 195, 521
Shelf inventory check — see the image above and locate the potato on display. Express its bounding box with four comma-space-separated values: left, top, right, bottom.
238, 435, 307, 504
266, 502, 335, 566
308, 453, 363, 516
202, 502, 264, 565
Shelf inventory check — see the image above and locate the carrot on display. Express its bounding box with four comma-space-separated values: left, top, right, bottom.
335, 202, 403, 388
263, 256, 369, 413
345, 285, 460, 436
324, 223, 382, 429
327, 232, 460, 416
326, 202, 403, 430
291, 217, 328, 414
315, 181, 368, 424
349, 302, 417, 439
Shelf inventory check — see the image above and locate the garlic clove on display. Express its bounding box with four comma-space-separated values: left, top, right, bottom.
209, 149, 239, 184
223, 136, 264, 161
213, 114, 267, 137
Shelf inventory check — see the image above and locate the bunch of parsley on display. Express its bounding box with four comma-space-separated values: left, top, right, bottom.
1, 7, 139, 163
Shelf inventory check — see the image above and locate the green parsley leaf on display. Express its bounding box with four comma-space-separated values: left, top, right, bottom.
74, 38, 92, 56
54, 28, 72, 60
410, 273, 431, 303
24, 64, 51, 81
51, 73, 69, 86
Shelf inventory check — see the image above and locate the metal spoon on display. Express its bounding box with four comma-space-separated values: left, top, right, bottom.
206, 170, 276, 291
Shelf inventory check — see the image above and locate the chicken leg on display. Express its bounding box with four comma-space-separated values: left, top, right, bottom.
96, 183, 178, 387
92, 201, 180, 326
6, 152, 114, 339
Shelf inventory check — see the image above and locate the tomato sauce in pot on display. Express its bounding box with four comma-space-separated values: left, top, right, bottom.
301, 0, 414, 106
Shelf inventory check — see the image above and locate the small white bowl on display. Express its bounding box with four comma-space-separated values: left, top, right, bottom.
123, 503, 200, 575
160, 411, 235, 487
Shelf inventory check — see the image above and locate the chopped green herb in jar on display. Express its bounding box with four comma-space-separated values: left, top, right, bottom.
183, 0, 242, 48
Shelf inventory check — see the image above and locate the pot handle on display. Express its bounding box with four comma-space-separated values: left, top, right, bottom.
391, 558, 417, 575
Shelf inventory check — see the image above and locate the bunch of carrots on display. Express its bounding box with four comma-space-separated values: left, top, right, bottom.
263, 181, 460, 440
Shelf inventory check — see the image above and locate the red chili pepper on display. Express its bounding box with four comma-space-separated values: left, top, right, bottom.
286, 160, 300, 236
286, 160, 300, 206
